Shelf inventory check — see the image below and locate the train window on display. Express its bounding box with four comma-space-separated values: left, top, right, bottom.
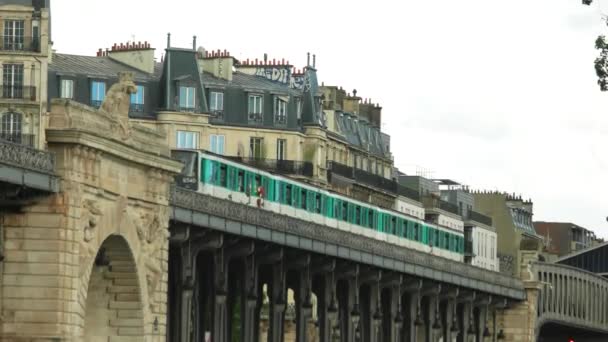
391, 217, 397, 235
315, 194, 321, 214
355, 206, 361, 225
220, 164, 227, 187
445, 234, 450, 250
286, 184, 292, 205
301, 189, 307, 209
342, 202, 348, 221
413, 224, 419, 241
368, 210, 374, 229
238, 170, 244, 192
435, 231, 440, 247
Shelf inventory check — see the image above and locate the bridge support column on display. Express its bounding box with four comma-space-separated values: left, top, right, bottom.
268, 261, 287, 342
295, 265, 313, 342
497, 282, 540, 342
213, 248, 229, 342
242, 254, 259, 342
314, 262, 338, 342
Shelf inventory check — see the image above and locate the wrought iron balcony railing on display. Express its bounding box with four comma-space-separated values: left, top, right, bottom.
226, 157, 313, 177
422, 196, 460, 216
465, 210, 493, 227
248, 112, 263, 123
90, 100, 103, 108
129, 103, 144, 113
0, 36, 40, 52
0, 85, 36, 100
0, 132, 34, 147
327, 161, 422, 201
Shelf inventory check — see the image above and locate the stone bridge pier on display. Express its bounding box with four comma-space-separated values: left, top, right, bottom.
0, 74, 181, 341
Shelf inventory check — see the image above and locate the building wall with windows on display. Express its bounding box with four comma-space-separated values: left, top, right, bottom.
0, 2, 50, 149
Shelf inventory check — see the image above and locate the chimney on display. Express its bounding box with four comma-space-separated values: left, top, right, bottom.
343, 88, 361, 115
198, 47, 234, 81
313, 54, 316, 68
264, 53, 268, 64
307, 52, 310, 67
193, 35, 197, 51
106, 40, 156, 74
167, 33, 171, 48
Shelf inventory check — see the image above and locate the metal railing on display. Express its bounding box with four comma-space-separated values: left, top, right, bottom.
248, 112, 263, 123
422, 196, 460, 216
327, 161, 422, 201
90, 100, 103, 108
0, 36, 40, 52
227, 157, 313, 177
0, 85, 36, 100
129, 103, 144, 113
0, 132, 34, 147
466, 210, 493, 226
396, 184, 420, 201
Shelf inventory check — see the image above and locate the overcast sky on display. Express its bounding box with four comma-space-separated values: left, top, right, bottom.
53, 0, 608, 238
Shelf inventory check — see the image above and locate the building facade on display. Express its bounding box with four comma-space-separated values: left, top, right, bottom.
0, 0, 51, 149
472, 191, 542, 276
534, 221, 602, 261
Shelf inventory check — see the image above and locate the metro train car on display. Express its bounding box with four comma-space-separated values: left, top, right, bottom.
172, 149, 465, 262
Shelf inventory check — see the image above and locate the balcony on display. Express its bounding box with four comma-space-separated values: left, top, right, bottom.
0, 132, 34, 147
465, 210, 493, 227
210, 110, 224, 121
327, 161, 421, 201
90, 100, 103, 108
248, 112, 263, 124
0, 36, 40, 53
0, 86, 36, 101
422, 196, 460, 216
129, 103, 144, 113
226, 157, 313, 177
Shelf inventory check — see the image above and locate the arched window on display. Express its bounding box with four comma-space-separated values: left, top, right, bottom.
1, 112, 22, 143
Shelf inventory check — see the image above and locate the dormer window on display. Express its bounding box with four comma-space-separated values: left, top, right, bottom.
274, 96, 287, 125
90, 81, 106, 108
60, 79, 74, 99
209, 91, 224, 119
130, 85, 145, 112
248, 94, 263, 123
179, 86, 196, 111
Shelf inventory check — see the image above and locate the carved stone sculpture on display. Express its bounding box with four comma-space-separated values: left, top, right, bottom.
100, 72, 137, 140
79, 199, 102, 276
135, 207, 170, 309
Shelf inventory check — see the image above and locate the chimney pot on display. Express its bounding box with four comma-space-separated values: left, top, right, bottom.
313, 54, 316, 68
167, 33, 172, 48
193, 35, 197, 51
307, 52, 310, 66
264, 53, 268, 64
286, 60, 289, 66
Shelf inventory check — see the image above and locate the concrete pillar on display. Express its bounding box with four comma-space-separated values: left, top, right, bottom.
268, 261, 287, 342
243, 255, 259, 342
404, 292, 420, 342
212, 248, 232, 342
338, 277, 359, 342
314, 274, 335, 342
295, 267, 313, 342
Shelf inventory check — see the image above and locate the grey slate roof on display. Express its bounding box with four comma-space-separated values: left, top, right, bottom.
334, 112, 390, 158
202, 71, 301, 96
50, 54, 158, 82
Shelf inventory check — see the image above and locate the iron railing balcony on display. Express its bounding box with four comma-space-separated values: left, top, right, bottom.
0, 36, 40, 52
327, 161, 354, 179
248, 112, 263, 124
353, 168, 395, 193
0, 132, 34, 147
129, 103, 144, 113
90, 100, 103, 108
396, 184, 421, 202
210, 110, 224, 121
0, 85, 36, 101
465, 210, 493, 227
422, 196, 460, 216
226, 157, 313, 177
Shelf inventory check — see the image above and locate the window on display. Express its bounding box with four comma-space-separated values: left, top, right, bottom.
250, 137, 263, 159
274, 97, 287, 124
295, 97, 302, 124
210, 134, 225, 155
91, 81, 106, 107
3, 20, 24, 50
3, 64, 23, 98
179, 86, 196, 110
130, 85, 145, 112
0, 112, 22, 143
60, 79, 74, 99
277, 139, 287, 160
176, 131, 198, 149
248, 95, 263, 123
210, 91, 224, 112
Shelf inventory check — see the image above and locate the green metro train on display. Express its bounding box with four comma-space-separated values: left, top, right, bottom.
172, 149, 465, 262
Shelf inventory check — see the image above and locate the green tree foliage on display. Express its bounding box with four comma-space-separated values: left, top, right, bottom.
595, 36, 608, 91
